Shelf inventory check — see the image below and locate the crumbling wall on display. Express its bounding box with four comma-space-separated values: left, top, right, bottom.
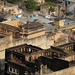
13, 35, 54, 49
0, 36, 13, 50
0, 35, 54, 50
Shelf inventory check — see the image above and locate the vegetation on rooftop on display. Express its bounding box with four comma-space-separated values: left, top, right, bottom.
41, 2, 57, 7
7, 0, 57, 12
41, 2, 57, 13
23, 0, 40, 10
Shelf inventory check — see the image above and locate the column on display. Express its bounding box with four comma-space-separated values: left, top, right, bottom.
0, 50, 5, 75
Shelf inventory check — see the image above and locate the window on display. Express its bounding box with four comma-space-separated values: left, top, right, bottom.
15, 50, 16, 52
68, 47, 69, 50
24, 47, 25, 52
70, 46, 71, 49
29, 48, 31, 52
39, 54, 41, 56
60, 54, 63, 57
48, 52, 49, 55
29, 56, 32, 61
68, 2, 70, 4
9, 67, 12, 72
15, 69, 19, 74
9, 67, 19, 74
24, 71, 28, 75
33, 56, 34, 59
42, 53, 43, 56
54, 53, 57, 55
13, 68, 15, 73
36, 55, 38, 58
46, 53, 47, 56
50, 52, 52, 55
16, 69, 19, 74
21, 48, 23, 52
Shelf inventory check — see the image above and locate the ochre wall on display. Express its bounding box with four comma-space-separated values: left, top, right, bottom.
0, 35, 54, 50
28, 31, 45, 38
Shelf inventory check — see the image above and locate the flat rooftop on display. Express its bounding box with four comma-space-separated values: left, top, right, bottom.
19, 16, 75, 32
5, 14, 75, 32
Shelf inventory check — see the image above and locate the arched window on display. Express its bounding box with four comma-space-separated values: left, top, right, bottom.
29, 48, 31, 52
24, 47, 26, 52
15, 49, 16, 52
46, 53, 47, 56
21, 48, 23, 52
29, 56, 32, 61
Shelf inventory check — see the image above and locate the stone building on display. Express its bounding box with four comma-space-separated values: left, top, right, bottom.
20, 21, 46, 38
40, 1, 66, 16
0, 1, 22, 15
62, 54, 75, 62
44, 66, 75, 75
66, 0, 75, 14
40, 5, 50, 15
57, 42, 75, 53
5, 44, 42, 75
5, 44, 67, 62
2, 19, 25, 27
35, 56, 69, 75
5, 44, 69, 75
0, 23, 20, 39
57, 42, 75, 62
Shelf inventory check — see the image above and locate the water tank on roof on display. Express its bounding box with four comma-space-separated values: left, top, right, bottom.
4, 14, 6, 17
16, 15, 18, 18
43, 14, 45, 16
30, 15, 33, 18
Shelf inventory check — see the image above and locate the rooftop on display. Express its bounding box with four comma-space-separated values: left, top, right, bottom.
19, 15, 75, 32
6, 44, 43, 51
21, 21, 45, 32
2, 19, 25, 27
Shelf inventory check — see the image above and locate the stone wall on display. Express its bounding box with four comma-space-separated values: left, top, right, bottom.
0, 36, 13, 50
0, 35, 54, 75
61, 55, 75, 61
0, 50, 5, 75
0, 35, 54, 50
0, 36, 13, 75
45, 66, 75, 75
13, 35, 54, 49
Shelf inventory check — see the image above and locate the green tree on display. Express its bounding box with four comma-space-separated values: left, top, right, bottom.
41, 2, 57, 14
24, 0, 39, 10
49, 7, 55, 12
41, 2, 57, 7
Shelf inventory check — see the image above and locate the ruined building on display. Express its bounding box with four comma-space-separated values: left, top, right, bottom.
0, 23, 20, 39
5, 44, 69, 75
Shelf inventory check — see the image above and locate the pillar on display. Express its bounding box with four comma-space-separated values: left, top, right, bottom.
0, 50, 5, 75
40, 64, 43, 75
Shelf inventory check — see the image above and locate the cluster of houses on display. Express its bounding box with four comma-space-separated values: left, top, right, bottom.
0, 0, 75, 75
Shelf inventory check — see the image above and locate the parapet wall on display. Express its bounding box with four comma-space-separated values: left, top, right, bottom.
13, 35, 54, 49
0, 35, 54, 50
0, 36, 13, 50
